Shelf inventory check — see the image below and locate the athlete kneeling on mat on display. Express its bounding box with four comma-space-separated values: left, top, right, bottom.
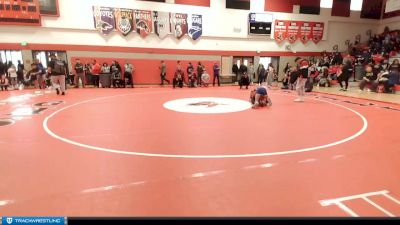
250, 84, 272, 108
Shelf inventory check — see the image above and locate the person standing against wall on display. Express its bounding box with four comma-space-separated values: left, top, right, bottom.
239, 63, 247, 82
266, 63, 275, 87
74, 59, 86, 88
17, 60, 24, 85
48, 53, 67, 95
197, 62, 204, 86
213, 62, 220, 86
91, 60, 101, 88
187, 62, 194, 75
257, 64, 266, 85
232, 63, 239, 82
7, 64, 17, 89
159, 60, 170, 85
124, 60, 134, 88
247, 62, 255, 83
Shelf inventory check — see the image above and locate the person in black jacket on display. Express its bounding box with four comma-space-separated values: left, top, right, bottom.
74, 59, 86, 88
111, 61, 123, 88
338, 60, 353, 91
294, 57, 309, 102
17, 60, 24, 85
232, 64, 239, 82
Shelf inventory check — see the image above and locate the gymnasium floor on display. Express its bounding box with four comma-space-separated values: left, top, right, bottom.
0, 86, 399, 217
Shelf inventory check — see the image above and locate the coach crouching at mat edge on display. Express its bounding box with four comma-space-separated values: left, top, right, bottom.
48, 53, 67, 95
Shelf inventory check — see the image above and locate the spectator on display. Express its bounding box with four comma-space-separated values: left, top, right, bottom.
266, 63, 275, 87
257, 64, 266, 85
7, 64, 18, 89
338, 61, 353, 91
0, 74, 8, 91
247, 62, 255, 82
197, 62, 204, 86
213, 62, 220, 86
359, 65, 378, 91
74, 59, 86, 88
188, 71, 196, 88
124, 60, 134, 88
239, 72, 250, 89
232, 63, 239, 82
159, 60, 170, 85
0, 61, 6, 78
101, 62, 111, 88
17, 60, 24, 85
91, 60, 101, 88
187, 62, 194, 75
173, 69, 184, 88
111, 61, 122, 88
239, 63, 247, 82
388, 59, 399, 74
176, 61, 182, 72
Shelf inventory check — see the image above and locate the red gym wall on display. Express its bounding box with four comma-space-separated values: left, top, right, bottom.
174, 0, 210, 7
331, 0, 351, 17
264, 0, 320, 13
71, 57, 219, 84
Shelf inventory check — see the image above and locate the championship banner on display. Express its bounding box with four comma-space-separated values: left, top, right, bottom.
188, 14, 202, 41
287, 21, 300, 44
300, 22, 312, 44
0, 0, 41, 26
153, 11, 171, 39
93, 6, 115, 35
134, 10, 153, 38
114, 8, 134, 36
311, 22, 324, 44
273, 20, 288, 44
171, 13, 188, 39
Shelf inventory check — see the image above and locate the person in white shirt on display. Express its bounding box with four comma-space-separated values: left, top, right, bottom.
7, 64, 18, 89
124, 61, 134, 88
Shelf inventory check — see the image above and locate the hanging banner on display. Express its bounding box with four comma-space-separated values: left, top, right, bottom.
171, 13, 188, 39
0, 0, 41, 26
287, 21, 300, 44
299, 22, 312, 44
153, 11, 171, 39
93, 6, 115, 35
134, 10, 153, 38
114, 8, 134, 36
273, 20, 288, 44
188, 14, 202, 41
311, 22, 324, 44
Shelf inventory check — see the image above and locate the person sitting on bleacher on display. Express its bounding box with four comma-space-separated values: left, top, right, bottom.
318, 67, 330, 87
359, 64, 378, 91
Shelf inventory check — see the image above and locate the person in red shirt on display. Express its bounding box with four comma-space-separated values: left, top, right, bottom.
91, 60, 101, 87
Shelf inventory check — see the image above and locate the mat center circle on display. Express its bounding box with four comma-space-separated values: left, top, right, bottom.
163, 97, 252, 114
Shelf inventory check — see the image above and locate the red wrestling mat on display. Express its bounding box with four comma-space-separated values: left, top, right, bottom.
0, 87, 399, 216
